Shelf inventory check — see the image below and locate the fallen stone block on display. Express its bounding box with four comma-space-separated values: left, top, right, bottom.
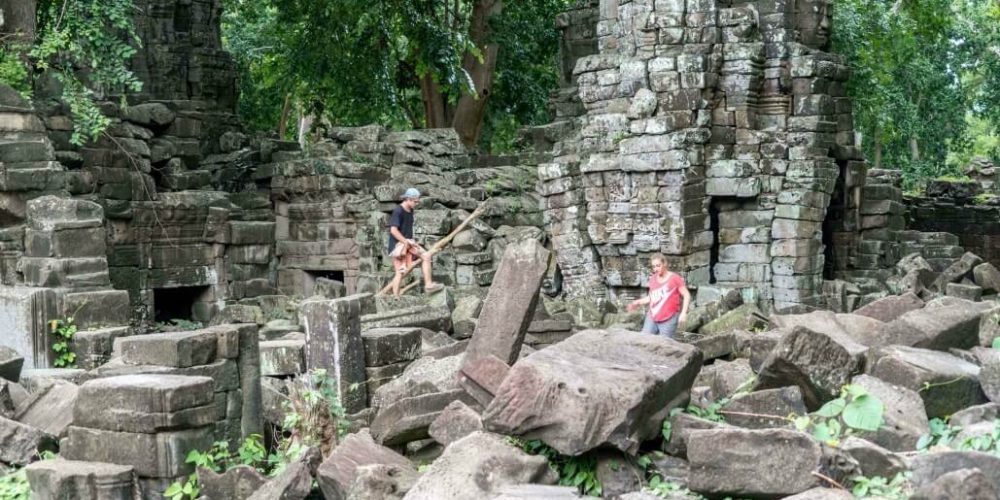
420, 329, 456, 354
947, 282, 983, 301
463, 239, 549, 369
259, 339, 304, 376
404, 432, 557, 500
70, 326, 130, 370
118, 330, 218, 368
687, 428, 822, 498
0, 345, 24, 382
25, 459, 135, 500
198, 465, 268, 500
492, 484, 583, 499
852, 292, 924, 322
911, 467, 998, 500
909, 451, 1000, 489
596, 449, 643, 498
770, 310, 888, 346
755, 326, 865, 409
867, 346, 985, 418
62, 425, 214, 477
246, 460, 312, 500
974, 263, 1000, 293
839, 436, 907, 479
361, 305, 453, 332
301, 295, 368, 414
723, 386, 806, 429
371, 354, 462, 410
483, 329, 702, 455
361, 327, 421, 367
19, 368, 86, 391
932, 252, 983, 292
850, 374, 929, 451
699, 303, 768, 335
457, 354, 509, 407
345, 463, 419, 500
980, 306, 1000, 347
0, 379, 15, 418
977, 357, 1000, 403
316, 429, 414, 500
15, 380, 78, 438
370, 389, 476, 446
73, 374, 214, 433
451, 295, 483, 339
951, 403, 1000, 426
782, 488, 853, 500
664, 413, 731, 459
0, 416, 57, 465
429, 400, 484, 446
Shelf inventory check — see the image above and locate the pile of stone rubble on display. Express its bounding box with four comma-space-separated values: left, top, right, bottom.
3, 238, 1000, 499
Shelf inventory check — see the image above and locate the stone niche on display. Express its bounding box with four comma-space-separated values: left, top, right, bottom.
536, 0, 869, 311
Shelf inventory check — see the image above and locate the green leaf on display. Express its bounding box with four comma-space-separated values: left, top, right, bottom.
814, 397, 846, 418
163, 483, 183, 496
812, 422, 834, 442
842, 394, 884, 432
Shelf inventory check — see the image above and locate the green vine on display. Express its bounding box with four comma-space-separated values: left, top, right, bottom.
48, 317, 77, 368
32, 0, 144, 145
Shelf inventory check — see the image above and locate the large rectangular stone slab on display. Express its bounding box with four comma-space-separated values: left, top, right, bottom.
361, 327, 422, 367
25, 458, 136, 500
75, 374, 214, 417
118, 330, 219, 368
62, 425, 214, 477
464, 239, 549, 369
0, 416, 57, 465
300, 294, 368, 414
0, 286, 58, 370
15, 381, 78, 438
26, 459, 135, 500
260, 339, 304, 376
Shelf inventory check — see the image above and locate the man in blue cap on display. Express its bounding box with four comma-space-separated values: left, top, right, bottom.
388, 188, 443, 295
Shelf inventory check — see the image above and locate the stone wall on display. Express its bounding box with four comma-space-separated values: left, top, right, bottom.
537, 0, 872, 312
907, 191, 1000, 271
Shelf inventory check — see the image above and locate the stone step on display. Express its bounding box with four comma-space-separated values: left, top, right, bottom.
0, 140, 53, 163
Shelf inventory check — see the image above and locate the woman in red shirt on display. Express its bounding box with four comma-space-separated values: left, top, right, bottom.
626, 253, 691, 338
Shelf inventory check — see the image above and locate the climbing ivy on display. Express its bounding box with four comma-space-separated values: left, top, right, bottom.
48, 317, 77, 368
31, 0, 144, 145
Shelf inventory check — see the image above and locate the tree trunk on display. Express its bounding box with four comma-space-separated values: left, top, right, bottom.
297, 111, 315, 148
451, 0, 503, 149
420, 73, 449, 129
909, 137, 920, 162
0, 0, 36, 42
278, 93, 292, 139
872, 125, 882, 170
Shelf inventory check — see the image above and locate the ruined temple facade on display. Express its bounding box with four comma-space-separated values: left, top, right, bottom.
538, 0, 874, 311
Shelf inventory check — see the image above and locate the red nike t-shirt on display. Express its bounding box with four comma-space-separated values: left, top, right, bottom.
648, 272, 684, 322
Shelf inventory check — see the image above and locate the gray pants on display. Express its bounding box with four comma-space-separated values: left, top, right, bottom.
642, 313, 679, 338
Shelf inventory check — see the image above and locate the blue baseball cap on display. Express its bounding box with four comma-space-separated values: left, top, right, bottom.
402, 188, 421, 199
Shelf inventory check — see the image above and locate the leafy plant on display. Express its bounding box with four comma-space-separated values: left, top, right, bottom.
0, 45, 32, 98
851, 472, 912, 499
0, 468, 30, 500
917, 417, 962, 451
281, 369, 349, 455
164, 435, 277, 500
646, 475, 703, 499
512, 438, 602, 497
48, 317, 77, 368
792, 384, 884, 445
32, 0, 144, 145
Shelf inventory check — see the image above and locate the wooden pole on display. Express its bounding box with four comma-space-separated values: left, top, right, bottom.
378, 200, 491, 295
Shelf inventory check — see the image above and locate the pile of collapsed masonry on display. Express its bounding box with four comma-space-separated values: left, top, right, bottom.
5, 240, 1000, 498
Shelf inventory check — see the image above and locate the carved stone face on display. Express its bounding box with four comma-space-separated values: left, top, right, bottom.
795, 0, 832, 49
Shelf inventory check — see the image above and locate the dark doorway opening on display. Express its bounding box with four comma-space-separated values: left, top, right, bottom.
304, 270, 345, 297
709, 199, 721, 284
154, 286, 210, 323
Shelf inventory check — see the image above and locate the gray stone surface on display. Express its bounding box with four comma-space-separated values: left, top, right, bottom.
404, 432, 557, 500
687, 428, 821, 498
26, 459, 135, 500
346, 463, 420, 500
371, 354, 463, 410
839, 436, 907, 479
0, 345, 24, 381
62, 425, 215, 477
198, 465, 268, 500
974, 263, 1000, 293
852, 292, 924, 322
878, 297, 992, 349
300, 294, 368, 413
118, 330, 219, 368
246, 461, 312, 500
429, 400, 484, 446
371, 389, 476, 446
15, 380, 78, 438
866, 346, 985, 418
850, 374, 929, 451
723, 386, 806, 429
0, 415, 56, 465
463, 239, 549, 368
910, 467, 998, 500
908, 451, 1000, 489
483, 329, 702, 455
361, 327, 421, 367
755, 326, 865, 409
259, 339, 305, 376
316, 429, 414, 500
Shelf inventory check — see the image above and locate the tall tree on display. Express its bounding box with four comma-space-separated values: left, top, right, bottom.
0, 0, 36, 42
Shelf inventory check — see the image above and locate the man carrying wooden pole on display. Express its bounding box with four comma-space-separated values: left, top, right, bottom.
386, 188, 443, 296
380, 197, 489, 296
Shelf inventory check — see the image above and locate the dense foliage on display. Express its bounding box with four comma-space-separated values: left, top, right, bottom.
832, 0, 1000, 187
222, 0, 569, 151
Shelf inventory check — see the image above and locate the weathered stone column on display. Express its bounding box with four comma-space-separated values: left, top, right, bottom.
300, 294, 369, 413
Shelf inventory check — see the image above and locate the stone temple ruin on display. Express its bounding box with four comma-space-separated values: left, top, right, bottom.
4, 0, 1000, 498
